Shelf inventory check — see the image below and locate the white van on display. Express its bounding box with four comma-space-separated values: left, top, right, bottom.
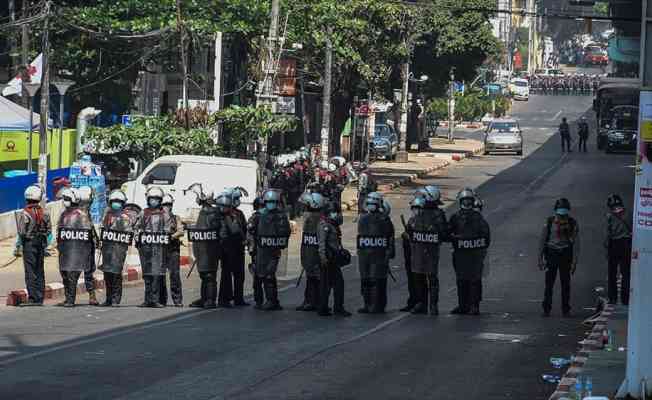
510, 78, 530, 101
122, 155, 259, 220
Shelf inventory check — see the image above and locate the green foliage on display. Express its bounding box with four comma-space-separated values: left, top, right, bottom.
85, 115, 222, 164
210, 105, 298, 154
426, 90, 510, 122
494, 96, 511, 118
593, 2, 609, 16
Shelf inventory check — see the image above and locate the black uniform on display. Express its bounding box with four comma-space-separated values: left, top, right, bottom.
218, 207, 248, 306
559, 121, 571, 152
578, 121, 589, 152
407, 207, 449, 314
400, 229, 415, 311
134, 207, 176, 307
539, 215, 580, 315
249, 208, 291, 310
57, 206, 95, 306
188, 204, 222, 308
16, 203, 51, 305
318, 216, 347, 315
605, 210, 631, 305
160, 207, 183, 306
357, 211, 395, 313
449, 209, 490, 315
99, 208, 135, 306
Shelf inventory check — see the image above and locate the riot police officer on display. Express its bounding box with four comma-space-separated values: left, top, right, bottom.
249, 190, 291, 311
406, 186, 449, 315
539, 198, 580, 317
15, 185, 52, 306
559, 117, 572, 153
99, 190, 134, 307
134, 187, 177, 308
357, 192, 395, 314
160, 194, 184, 307
220, 187, 249, 306
297, 192, 326, 312
318, 201, 351, 317
605, 194, 631, 305
449, 189, 491, 315
577, 116, 589, 153
247, 196, 265, 308
57, 188, 95, 307
77, 186, 100, 306
187, 188, 221, 309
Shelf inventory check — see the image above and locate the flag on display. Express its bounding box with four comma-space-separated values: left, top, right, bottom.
2, 53, 43, 97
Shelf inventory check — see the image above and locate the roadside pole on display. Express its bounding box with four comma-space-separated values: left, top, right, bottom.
396, 61, 409, 162
320, 27, 333, 160
213, 31, 223, 144
448, 68, 455, 144
619, 0, 652, 397
176, 0, 189, 131
37, 1, 51, 200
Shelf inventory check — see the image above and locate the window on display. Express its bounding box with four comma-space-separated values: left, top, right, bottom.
142, 164, 177, 185
490, 122, 518, 133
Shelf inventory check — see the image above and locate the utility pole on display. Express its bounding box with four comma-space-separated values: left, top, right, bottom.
448, 68, 455, 144
619, 0, 652, 397
214, 31, 223, 111
176, 0, 189, 131
21, 0, 30, 108
320, 27, 333, 160
396, 61, 410, 163
527, 0, 534, 75
9, 0, 18, 74
257, 0, 280, 168
38, 1, 51, 198
300, 76, 309, 147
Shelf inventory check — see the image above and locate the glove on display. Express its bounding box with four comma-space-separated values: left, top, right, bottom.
13, 244, 22, 257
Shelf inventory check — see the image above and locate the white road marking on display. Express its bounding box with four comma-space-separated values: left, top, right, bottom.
549, 110, 562, 121
474, 332, 530, 342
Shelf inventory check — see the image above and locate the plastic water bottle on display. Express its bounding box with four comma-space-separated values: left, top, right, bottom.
585, 376, 593, 397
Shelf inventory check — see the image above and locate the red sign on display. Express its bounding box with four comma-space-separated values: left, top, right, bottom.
513, 51, 523, 70
277, 58, 296, 97
355, 103, 371, 116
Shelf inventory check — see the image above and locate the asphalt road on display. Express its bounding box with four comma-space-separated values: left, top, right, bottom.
0, 94, 635, 400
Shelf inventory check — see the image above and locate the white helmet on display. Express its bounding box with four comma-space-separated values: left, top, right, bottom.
24, 185, 43, 202
302, 192, 325, 210
328, 163, 337, 172
146, 186, 165, 200
320, 160, 329, 170
77, 186, 93, 204
108, 190, 128, 203
59, 187, 79, 205
215, 192, 233, 208
365, 192, 383, 213
162, 193, 174, 206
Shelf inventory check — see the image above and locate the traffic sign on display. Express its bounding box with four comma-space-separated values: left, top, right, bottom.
122, 115, 132, 127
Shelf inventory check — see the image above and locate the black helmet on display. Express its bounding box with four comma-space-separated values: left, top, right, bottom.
607, 194, 624, 209
253, 196, 264, 210
554, 198, 571, 211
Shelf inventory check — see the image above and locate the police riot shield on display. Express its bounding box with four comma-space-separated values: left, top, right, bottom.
255, 210, 290, 277
138, 231, 171, 276
300, 211, 321, 277
99, 214, 134, 274
186, 226, 220, 273
58, 227, 94, 272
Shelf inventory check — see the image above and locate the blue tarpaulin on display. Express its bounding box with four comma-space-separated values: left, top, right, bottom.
0, 168, 70, 213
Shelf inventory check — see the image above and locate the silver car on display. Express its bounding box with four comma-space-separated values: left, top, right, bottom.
484, 119, 523, 155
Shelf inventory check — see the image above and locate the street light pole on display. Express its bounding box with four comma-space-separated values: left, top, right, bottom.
320, 27, 333, 160
448, 68, 455, 144
23, 83, 41, 174
53, 80, 74, 169
37, 1, 52, 197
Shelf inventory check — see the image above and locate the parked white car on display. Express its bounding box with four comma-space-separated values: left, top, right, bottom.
509, 78, 530, 101
122, 155, 259, 220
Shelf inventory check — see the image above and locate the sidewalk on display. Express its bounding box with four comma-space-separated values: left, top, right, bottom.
547, 302, 628, 400
3, 138, 484, 305
342, 138, 485, 210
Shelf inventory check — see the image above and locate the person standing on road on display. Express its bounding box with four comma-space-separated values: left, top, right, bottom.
99, 190, 134, 307
249, 190, 291, 311
559, 117, 572, 153
217, 191, 248, 307
77, 187, 100, 306
160, 194, 184, 307
539, 198, 580, 317
449, 189, 490, 315
406, 186, 449, 315
134, 187, 176, 308
577, 117, 589, 153
296, 192, 325, 312
247, 197, 265, 309
318, 201, 352, 317
56, 188, 95, 307
357, 192, 395, 314
188, 188, 221, 309
15, 185, 52, 306
604, 194, 632, 305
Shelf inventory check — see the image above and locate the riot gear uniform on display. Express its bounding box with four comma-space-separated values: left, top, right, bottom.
99, 190, 134, 306
449, 189, 491, 315
57, 188, 95, 307
250, 190, 291, 311
134, 187, 176, 308
297, 192, 325, 311
318, 202, 351, 317
357, 192, 395, 313
77, 186, 100, 305
217, 191, 249, 307
160, 194, 183, 307
15, 185, 51, 306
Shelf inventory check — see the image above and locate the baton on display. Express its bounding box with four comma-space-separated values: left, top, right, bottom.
400, 214, 408, 231
185, 260, 197, 279
388, 267, 397, 283
0, 257, 19, 269
295, 268, 305, 288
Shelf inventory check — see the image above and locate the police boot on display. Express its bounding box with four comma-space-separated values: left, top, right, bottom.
372, 278, 387, 314
112, 274, 123, 306
450, 280, 469, 314
307, 277, 320, 312
411, 275, 428, 315
262, 277, 282, 311
428, 275, 439, 316
101, 274, 113, 307
189, 276, 207, 308
357, 279, 372, 314
469, 280, 481, 316
58, 275, 76, 307
253, 276, 264, 309
204, 275, 218, 309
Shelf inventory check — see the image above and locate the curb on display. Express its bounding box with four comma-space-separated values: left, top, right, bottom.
6, 256, 192, 306
437, 121, 484, 129
342, 144, 484, 211
547, 303, 617, 399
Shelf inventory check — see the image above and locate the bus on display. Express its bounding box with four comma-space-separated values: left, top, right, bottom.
594, 78, 640, 149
